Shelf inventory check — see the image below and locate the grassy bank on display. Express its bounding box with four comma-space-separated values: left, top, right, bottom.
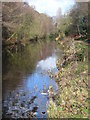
48, 37, 88, 118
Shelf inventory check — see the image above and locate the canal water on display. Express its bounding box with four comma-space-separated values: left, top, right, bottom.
2, 41, 63, 118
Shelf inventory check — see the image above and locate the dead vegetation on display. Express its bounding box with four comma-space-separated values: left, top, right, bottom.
48, 38, 88, 118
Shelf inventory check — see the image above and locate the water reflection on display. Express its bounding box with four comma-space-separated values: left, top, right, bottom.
22, 51, 58, 118
2, 41, 62, 118
36, 53, 57, 71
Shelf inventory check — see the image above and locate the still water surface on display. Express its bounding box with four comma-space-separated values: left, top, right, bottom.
2, 41, 63, 118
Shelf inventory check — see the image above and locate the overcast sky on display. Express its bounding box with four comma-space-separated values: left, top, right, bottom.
24, 0, 75, 16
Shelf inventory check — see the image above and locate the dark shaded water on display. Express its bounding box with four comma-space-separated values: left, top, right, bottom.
2, 41, 63, 118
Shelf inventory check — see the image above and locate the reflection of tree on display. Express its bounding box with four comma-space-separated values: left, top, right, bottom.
2, 71, 23, 98
2, 42, 56, 95
36, 42, 55, 61
2, 43, 38, 95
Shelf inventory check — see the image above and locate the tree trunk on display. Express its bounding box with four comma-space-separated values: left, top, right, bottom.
77, 24, 81, 36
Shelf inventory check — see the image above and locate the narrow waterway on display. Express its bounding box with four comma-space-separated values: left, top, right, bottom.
2, 41, 63, 118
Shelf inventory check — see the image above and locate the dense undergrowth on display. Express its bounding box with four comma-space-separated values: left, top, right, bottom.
48, 37, 89, 118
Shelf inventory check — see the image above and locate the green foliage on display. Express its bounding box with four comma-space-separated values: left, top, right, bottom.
49, 33, 56, 40
2, 2, 56, 47
56, 13, 72, 37
75, 43, 88, 61
79, 16, 87, 35
56, 2, 88, 38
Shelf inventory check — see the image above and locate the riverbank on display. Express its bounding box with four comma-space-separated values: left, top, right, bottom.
48, 37, 88, 118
